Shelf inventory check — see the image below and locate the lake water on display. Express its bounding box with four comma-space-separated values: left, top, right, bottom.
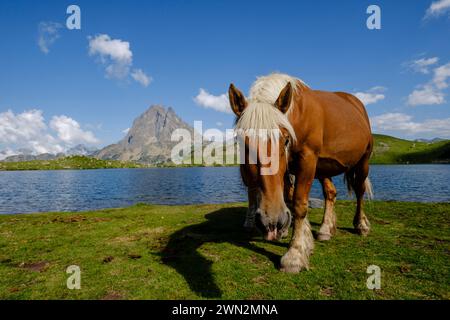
0, 165, 449, 214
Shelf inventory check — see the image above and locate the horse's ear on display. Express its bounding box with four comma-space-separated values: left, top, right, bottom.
228, 84, 247, 117
275, 83, 293, 114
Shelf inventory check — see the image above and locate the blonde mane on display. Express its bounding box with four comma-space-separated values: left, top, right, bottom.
235, 73, 308, 142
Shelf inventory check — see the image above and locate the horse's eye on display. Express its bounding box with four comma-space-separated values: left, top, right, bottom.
284, 138, 290, 147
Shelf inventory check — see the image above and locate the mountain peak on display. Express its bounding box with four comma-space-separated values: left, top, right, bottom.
96, 105, 193, 164
145, 104, 166, 113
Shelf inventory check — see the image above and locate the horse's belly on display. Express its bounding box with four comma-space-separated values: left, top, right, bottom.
315, 157, 348, 178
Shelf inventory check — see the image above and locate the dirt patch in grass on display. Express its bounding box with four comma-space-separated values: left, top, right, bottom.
252, 275, 269, 285
102, 256, 114, 264
128, 253, 142, 260
137, 227, 165, 236
101, 291, 124, 300
51, 216, 87, 223
111, 235, 141, 243
320, 286, 335, 297
18, 261, 49, 272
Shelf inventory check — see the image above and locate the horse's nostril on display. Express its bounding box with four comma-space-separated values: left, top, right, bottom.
268, 223, 276, 231
278, 211, 291, 229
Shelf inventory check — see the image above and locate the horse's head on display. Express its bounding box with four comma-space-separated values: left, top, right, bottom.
229, 82, 296, 241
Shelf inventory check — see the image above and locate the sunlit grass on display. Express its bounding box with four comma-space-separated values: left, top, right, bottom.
0, 201, 448, 299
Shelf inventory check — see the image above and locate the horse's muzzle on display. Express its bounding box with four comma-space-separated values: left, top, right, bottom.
266, 225, 278, 241
276, 210, 291, 240
256, 210, 291, 242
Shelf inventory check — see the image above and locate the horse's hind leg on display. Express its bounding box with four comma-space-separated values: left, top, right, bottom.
352, 159, 371, 236
317, 177, 337, 241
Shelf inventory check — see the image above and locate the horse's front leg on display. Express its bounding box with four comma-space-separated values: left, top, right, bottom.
244, 187, 257, 230
280, 153, 316, 273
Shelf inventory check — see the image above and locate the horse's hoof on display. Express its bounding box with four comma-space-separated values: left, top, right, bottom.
317, 232, 332, 241
280, 264, 301, 273
354, 217, 371, 236
355, 226, 370, 236
318, 222, 336, 241
280, 249, 309, 273
354, 222, 370, 236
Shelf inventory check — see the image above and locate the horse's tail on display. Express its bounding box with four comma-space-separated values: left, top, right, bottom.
364, 178, 374, 200
344, 173, 374, 200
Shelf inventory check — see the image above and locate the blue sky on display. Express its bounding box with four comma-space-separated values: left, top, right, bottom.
0, 0, 449, 156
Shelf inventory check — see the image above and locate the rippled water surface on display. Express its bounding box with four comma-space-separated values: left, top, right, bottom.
0, 165, 449, 214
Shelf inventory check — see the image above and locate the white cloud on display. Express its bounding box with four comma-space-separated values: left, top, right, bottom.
131, 69, 152, 87
122, 128, 130, 134
50, 115, 99, 145
216, 121, 223, 127
407, 85, 445, 106
88, 34, 132, 79
0, 109, 47, 143
407, 62, 450, 106
371, 112, 450, 138
354, 87, 386, 105
194, 89, 231, 113
88, 34, 151, 86
0, 110, 99, 157
406, 57, 439, 74
37, 21, 63, 54
0, 149, 18, 161
88, 34, 133, 63
433, 62, 450, 89
425, 0, 450, 18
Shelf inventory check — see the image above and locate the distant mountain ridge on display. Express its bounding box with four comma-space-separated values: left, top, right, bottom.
94, 105, 193, 164
1, 144, 98, 162
1, 105, 449, 165
414, 138, 446, 143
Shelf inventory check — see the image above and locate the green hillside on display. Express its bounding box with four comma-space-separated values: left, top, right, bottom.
371, 134, 450, 164
0, 156, 143, 171
189, 134, 450, 166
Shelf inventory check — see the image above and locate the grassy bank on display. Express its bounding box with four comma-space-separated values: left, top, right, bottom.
0, 155, 144, 171
0, 201, 448, 300
371, 134, 450, 164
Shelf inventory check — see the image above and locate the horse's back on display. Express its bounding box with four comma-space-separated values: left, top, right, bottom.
334, 91, 371, 126
305, 90, 373, 175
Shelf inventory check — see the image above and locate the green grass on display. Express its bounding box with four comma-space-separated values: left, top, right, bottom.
371, 134, 450, 164
0, 155, 144, 171
0, 201, 448, 300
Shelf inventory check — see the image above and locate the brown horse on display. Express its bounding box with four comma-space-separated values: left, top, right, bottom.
229, 73, 373, 273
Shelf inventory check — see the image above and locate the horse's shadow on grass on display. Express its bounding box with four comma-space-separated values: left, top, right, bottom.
160, 207, 285, 298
